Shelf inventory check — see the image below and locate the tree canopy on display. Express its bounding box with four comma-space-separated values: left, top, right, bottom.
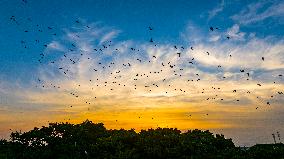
0, 120, 283, 159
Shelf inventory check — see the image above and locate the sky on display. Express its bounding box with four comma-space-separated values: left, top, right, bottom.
0, 0, 284, 146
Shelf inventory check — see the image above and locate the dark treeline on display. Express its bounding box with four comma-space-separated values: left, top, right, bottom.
0, 120, 283, 159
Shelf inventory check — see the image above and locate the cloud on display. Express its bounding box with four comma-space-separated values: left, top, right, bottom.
190, 36, 284, 71
209, 35, 221, 42
1, 22, 284, 146
46, 41, 66, 52
208, 0, 225, 20
99, 30, 120, 44
226, 24, 245, 41
19, 22, 282, 112
181, 22, 205, 44
231, 1, 284, 25
0, 20, 282, 114
0, 22, 278, 110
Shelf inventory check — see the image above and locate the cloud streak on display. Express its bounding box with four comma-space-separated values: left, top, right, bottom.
231, 1, 284, 25
208, 0, 225, 20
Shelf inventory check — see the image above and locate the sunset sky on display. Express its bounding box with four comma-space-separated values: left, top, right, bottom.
0, 0, 284, 146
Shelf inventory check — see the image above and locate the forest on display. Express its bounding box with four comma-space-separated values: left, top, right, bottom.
0, 120, 283, 159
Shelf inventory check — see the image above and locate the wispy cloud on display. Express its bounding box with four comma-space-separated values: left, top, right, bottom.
226, 24, 245, 41
99, 30, 121, 44
14, 22, 282, 112
208, 0, 225, 20
231, 1, 284, 25
0, 22, 283, 146
46, 41, 67, 52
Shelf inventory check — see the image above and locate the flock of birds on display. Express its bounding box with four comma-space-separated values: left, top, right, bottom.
7, 1, 284, 121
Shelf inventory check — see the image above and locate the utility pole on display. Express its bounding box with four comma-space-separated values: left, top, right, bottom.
272, 133, 276, 144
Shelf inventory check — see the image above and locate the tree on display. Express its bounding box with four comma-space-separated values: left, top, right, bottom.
0, 120, 283, 159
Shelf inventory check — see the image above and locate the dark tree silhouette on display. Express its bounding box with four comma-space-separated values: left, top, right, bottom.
0, 120, 283, 159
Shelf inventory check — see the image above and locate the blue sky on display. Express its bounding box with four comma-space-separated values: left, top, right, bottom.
0, 0, 284, 146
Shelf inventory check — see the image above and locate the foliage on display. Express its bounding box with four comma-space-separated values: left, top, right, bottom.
0, 120, 283, 159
